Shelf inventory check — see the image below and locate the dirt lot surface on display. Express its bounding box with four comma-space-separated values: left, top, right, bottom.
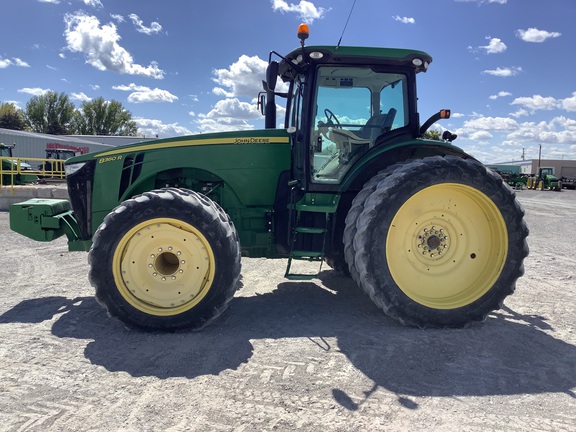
1, 190, 575, 431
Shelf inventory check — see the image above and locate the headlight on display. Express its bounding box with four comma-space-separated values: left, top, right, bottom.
65, 162, 87, 176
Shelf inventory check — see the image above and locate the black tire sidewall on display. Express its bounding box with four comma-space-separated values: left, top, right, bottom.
89, 188, 241, 331
355, 156, 528, 327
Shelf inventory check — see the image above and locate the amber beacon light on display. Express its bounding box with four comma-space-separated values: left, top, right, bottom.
297, 23, 309, 46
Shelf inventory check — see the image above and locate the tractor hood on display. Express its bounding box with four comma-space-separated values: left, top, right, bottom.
65, 129, 292, 167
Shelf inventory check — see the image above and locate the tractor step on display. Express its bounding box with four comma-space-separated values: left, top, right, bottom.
285, 231, 326, 279
284, 273, 317, 281
295, 226, 326, 234
284, 252, 324, 280
290, 250, 324, 259
285, 192, 339, 280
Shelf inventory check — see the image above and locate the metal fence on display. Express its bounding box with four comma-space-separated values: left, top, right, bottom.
1, 156, 67, 190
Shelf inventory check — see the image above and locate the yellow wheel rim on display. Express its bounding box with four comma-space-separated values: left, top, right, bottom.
112, 218, 215, 316
386, 183, 508, 309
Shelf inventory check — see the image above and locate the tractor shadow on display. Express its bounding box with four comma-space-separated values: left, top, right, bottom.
2, 271, 575, 403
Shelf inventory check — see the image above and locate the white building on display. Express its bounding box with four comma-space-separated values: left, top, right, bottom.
0, 128, 156, 159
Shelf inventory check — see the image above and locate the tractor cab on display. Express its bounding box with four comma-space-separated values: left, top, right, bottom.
307, 66, 406, 183
40, 148, 81, 178
45, 148, 80, 161
1, 143, 36, 184
261, 24, 446, 191
0, 143, 14, 158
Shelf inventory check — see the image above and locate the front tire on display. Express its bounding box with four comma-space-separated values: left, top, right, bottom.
89, 188, 241, 331
346, 156, 529, 328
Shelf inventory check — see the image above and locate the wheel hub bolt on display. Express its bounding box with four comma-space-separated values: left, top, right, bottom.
418, 225, 450, 258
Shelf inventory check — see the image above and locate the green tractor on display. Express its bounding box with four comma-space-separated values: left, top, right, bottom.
526, 167, 562, 191
1, 143, 37, 185
39, 148, 81, 179
9, 25, 529, 331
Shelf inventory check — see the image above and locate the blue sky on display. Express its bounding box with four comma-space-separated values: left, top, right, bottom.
1, 0, 574, 163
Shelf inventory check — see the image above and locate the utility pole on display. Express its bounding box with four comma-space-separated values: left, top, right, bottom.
538, 144, 542, 169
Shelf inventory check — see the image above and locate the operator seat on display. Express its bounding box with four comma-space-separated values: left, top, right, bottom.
357, 107, 397, 140
328, 107, 397, 156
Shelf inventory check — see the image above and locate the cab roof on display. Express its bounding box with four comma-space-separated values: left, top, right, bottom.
283, 45, 432, 71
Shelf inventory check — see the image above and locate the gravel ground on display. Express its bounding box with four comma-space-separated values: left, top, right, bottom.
0, 189, 575, 431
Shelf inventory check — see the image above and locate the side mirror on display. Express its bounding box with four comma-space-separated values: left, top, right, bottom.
419, 109, 451, 136
266, 61, 279, 91
257, 92, 266, 116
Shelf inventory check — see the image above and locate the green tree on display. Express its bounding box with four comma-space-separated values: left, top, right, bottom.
25, 91, 75, 134
423, 129, 441, 141
0, 102, 27, 131
70, 97, 138, 136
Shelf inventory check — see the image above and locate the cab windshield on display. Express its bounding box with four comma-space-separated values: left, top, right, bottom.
311, 66, 408, 183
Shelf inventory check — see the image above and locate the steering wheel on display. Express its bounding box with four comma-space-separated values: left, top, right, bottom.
324, 108, 341, 128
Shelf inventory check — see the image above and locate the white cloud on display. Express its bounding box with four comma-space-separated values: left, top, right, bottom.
516, 28, 561, 43
82, 0, 103, 8
63, 12, 165, 79
18, 87, 52, 96
129, 14, 163, 35
507, 92, 576, 115
393, 16, 415, 24
271, 0, 329, 24
128, 88, 178, 103
200, 98, 262, 121
482, 66, 522, 77
457, 114, 576, 162
38, 0, 60, 3
463, 116, 518, 132
110, 14, 124, 23
480, 37, 506, 54
511, 95, 558, 114
507, 117, 576, 146
510, 108, 529, 118
560, 92, 576, 112
0, 57, 30, 68
15, 58, 30, 67
203, 55, 288, 133
469, 130, 493, 141
71, 92, 92, 102
90, 84, 101, 90
212, 55, 269, 98
489, 91, 512, 100
195, 98, 286, 133
134, 117, 192, 138
195, 98, 263, 133
113, 83, 178, 103
113, 83, 151, 92
195, 117, 255, 134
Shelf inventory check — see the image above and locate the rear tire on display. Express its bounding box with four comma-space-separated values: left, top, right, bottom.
346, 156, 529, 328
343, 163, 403, 282
89, 188, 241, 331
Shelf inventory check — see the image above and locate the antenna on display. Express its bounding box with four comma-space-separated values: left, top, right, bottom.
336, 0, 358, 49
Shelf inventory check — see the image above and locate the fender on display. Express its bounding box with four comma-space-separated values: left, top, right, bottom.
341, 138, 474, 193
